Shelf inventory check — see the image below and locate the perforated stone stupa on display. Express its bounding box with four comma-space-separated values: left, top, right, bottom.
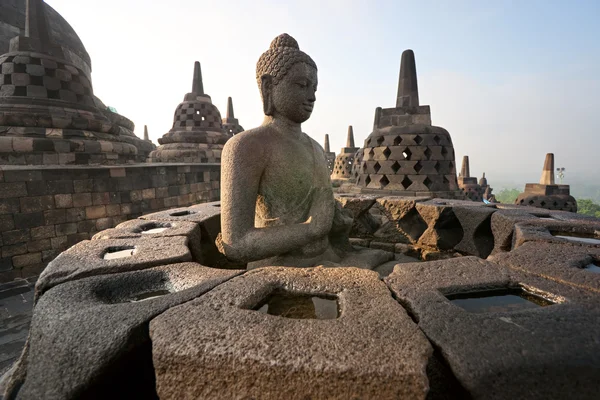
331, 126, 359, 180
221, 97, 244, 136
0, 0, 154, 165
354, 50, 462, 198
515, 153, 577, 212
323, 134, 336, 173
457, 156, 483, 201
148, 62, 229, 163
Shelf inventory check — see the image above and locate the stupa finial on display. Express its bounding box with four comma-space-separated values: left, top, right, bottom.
461, 156, 470, 178
192, 61, 204, 95
144, 125, 149, 141
346, 126, 355, 148
396, 49, 419, 108
540, 153, 555, 185
226, 97, 234, 119
324, 134, 331, 152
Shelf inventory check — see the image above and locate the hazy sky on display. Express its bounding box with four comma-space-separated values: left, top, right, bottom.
46, 0, 600, 185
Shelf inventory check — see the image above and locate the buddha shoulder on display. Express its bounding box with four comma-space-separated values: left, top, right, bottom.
222, 126, 273, 160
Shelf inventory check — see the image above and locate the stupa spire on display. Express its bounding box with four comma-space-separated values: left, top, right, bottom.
25, 0, 50, 47
144, 125, 149, 141
540, 153, 555, 185
461, 156, 470, 178
396, 49, 419, 108
192, 61, 204, 95
324, 134, 331, 153
346, 126, 355, 148
226, 97, 234, 119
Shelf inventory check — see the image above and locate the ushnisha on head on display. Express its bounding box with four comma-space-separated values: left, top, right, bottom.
256, 33, 318, 123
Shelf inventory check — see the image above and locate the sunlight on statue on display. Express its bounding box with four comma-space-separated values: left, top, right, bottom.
218, 33, 392, 269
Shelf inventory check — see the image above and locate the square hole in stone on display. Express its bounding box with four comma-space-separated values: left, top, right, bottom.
445, 287, 555, 313
138, 222, 172, 234
103, 246, 136, 260
253, 289, 339, 319
551, 232, 600, 245
170, 210, 195, 217
583, 260, 600, 274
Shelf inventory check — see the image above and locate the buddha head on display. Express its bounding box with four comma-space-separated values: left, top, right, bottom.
256, 34, 318, 123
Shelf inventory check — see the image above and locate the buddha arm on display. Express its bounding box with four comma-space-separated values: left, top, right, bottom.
220, 133, 331, 263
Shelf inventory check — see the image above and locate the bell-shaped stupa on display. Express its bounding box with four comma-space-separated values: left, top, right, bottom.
0, 0, 154, 165
323, 134, 336, 173
353, 50, 462, 198
221, 97, 244, 136
149, 61, 229, 163
331, 126, 359, 180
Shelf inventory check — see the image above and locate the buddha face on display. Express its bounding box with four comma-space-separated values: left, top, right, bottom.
268, 62, 318, 124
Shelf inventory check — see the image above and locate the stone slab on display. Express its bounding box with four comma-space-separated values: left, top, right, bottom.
36, 236, 192, 296
489, 241, 600, 293
385, 257, 600, 399
92, 219, 202, 261
453, 206, 496, 258
150, 266, 433, 399
513, 219, 600, 250
4, 263, 242, 399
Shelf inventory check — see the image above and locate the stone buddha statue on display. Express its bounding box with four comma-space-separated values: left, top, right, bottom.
218, 34, 391, 269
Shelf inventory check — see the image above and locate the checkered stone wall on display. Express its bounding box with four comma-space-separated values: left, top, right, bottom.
0, 52, 94, 106
172, 102, 223, 131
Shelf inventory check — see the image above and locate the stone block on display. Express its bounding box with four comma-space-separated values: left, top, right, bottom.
105, 204, 121, 217
490, 209, 538, 254
8, 263, 242, 400
0, 214, 15, 232
20, 195, 54, 213
77, 220, 96, 233
0, 182, 27, 198
31, 225, 55, 240
150, 267, 432, 400
86, 205, 106, 219
416, 201, 465, 251
2, 229, 30, 245
72, 193, 92, 207
55, 222, 78, 236
50, 236, 68, 250
36, 236, 193, 295
13, 252, 42, 268
73, 179, 93, 193
0, 198, 20, 215
93, 219, 203, 261
489, 241, 600, 293
28, 239, 52, 253
109, 168, 126, 178
13, 212, 44, 229
43, 209, 66, 225
2, 243, 28, 258
385, 257, 600, 400
513, 219, 600, 250
54, 194, 73, 209
46, 180, 73, 194
453, 206, 497, 258
92, 192, 110, 205
95, 217, 114, 231
65, 207, 86, 222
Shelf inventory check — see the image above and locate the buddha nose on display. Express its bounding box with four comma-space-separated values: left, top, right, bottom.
308, 89, 316, 102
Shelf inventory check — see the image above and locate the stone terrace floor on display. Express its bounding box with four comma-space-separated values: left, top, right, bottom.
0, 277, 35, 378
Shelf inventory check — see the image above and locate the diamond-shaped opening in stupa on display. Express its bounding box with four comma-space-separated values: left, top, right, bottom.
423, 177, 432, 188
414, 161, 423, 173
380, 175, 390, 188
376, 136, 385, 146
401, 176, 413, 189
414, 135, 423, 145
434, 135, 441, 144
383, 147, 391, 159
393, 136, 402, 146
424, 147, 432, 160
443, 176, 449, 184
403, 148, 412, 160
434, 161, 441, 173
441, 146, 448, 157
391, 161, 401, 173
374, 162, 381, 173
365, 175, 371, 186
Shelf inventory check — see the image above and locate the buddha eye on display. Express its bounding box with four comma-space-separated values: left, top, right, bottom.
296, 82, 308, 88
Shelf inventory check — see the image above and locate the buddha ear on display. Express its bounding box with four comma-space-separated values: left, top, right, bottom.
261, 75, 274, 116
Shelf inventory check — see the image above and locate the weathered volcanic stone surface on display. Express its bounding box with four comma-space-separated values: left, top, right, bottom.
490, 209, 538, 254
140, 201, 222, 225
453, 205, 497, 258
416, 201, 465, 250
513, 219, 600, 250
5, 263, 243, 400
36, 236, 192, 296
373, 196, 430, 243
91, 219, 202, 260
150, 266, 433, 400
385, 257, 600, 400
489, 241, 600, 293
